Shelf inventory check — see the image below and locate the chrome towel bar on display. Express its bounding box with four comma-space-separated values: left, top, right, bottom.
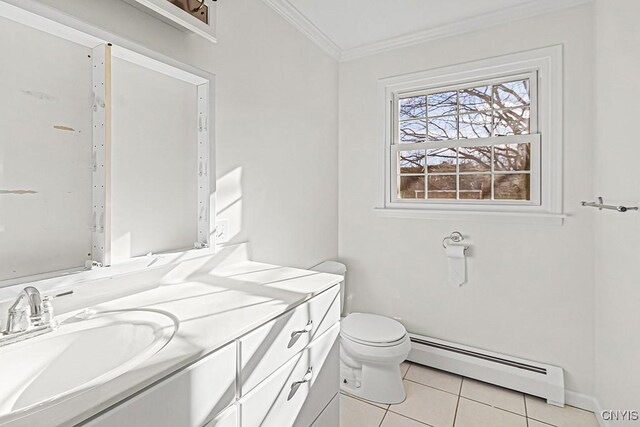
580, 196, 638, 213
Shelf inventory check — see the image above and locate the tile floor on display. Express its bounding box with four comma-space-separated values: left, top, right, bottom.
340, 362, 599, 427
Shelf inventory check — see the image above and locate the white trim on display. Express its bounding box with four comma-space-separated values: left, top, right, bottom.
91, 44, 111, 266
259, 0, 341, 60
257, 0, 591, 62
377, 45, 563, 220
197, 83, 211, 248
340, 0, 592, 61
373, 208, 566, 226
110, 46, 208, 85
564, 391, 608, 427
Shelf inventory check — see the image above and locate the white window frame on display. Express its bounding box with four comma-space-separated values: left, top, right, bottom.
376, 46, 564, 224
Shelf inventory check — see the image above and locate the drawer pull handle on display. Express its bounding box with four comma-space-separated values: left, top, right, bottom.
291, 320, 313, 338
288, 367, 313, 400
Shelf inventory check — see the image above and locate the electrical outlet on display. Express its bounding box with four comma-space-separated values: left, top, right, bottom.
215, 218, 229, 244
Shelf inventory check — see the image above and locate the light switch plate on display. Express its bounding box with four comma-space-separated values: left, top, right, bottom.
215, 218, 229, 244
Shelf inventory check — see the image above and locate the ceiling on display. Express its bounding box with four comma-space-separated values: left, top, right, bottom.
287, 0, 535, 51
263, 0, 590, 60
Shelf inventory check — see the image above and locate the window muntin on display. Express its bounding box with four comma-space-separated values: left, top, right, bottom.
392, 73, 539, 204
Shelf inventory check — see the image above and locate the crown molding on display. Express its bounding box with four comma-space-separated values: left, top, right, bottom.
260, 0, 341, 60
340, 0, 593, 61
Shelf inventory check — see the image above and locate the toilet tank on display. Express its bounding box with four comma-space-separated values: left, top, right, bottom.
311, 261, 346, 315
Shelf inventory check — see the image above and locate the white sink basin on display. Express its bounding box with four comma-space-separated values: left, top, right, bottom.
0, 309, 177, 423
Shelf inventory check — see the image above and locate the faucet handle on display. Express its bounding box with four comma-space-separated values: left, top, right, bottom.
5, 306, 30, 334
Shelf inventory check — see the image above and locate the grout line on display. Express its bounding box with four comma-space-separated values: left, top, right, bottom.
458, 396, 527, 418
404, 378, 460, 397
385, 409, 436, 427
340, 392, 388, 410
379, 408, 389, 427
452, 377, 464, 426
524, 393, 529, 427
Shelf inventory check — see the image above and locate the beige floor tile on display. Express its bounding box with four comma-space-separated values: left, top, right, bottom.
454, 398, 527, 427
525, 396, 599, 427
460, 378, 525, 415
381, 411, 430, 426
389, 380, 458, 427
527, 419, 555, 427
341, 390, 389, 410
340, 394, 387, 427
405, 364, 462, 395
401, 361, 411, 378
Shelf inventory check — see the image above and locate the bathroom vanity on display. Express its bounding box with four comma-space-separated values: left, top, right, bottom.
0, 246, 342, 427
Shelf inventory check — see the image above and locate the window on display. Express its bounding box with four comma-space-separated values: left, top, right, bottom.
394, 75, 538, 203
379, 47, 563, 221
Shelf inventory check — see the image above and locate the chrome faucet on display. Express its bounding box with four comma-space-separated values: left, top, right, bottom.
1, 286, 62, 346
6, 286, 45, 333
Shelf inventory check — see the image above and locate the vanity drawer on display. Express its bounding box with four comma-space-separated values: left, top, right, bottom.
239, 324, 340, 427
239, 285, 340, 395
84, 342, 236, 427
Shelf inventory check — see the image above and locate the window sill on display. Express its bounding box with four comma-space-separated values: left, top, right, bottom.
373, 207, 566, 226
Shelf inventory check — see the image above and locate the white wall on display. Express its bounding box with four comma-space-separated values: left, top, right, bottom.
0, 17, 93, 280
27, 0, 340, 269
338, 5, 596, 394
594, 0, 640, 420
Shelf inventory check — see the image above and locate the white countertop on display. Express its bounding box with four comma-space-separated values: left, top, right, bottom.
1, 249, 342, 427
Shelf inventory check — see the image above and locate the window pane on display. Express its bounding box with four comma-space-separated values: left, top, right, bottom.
399, 176, 425, 199
459, 112, 492, 139
493, 79, 529, 108
399, 150, 425, 173
428, 175, 456, 199
427, 148, 456, 173
459, 146, 491, 172
399, 119, 426, 143
494, 143, 531, 171
494, 173, 530, 200
399, 96, 426, 119
460, 174, 491, 200
459, 85, 491, 112
428, 116, 457, 141
494, 107, 530, 136
427, 91, 457, 117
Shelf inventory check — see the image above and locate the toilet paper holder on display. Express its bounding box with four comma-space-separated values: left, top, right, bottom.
442, 231, 466, 249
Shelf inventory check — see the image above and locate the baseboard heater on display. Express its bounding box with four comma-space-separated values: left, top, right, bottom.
407, 333, 565, 407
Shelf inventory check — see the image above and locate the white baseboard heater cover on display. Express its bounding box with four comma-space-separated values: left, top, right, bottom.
407, 333, 565, 407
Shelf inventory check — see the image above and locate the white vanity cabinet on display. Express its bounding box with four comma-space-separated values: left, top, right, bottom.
238, 285, 341, 426
82, 284, 341, 427
84, 343, 237, 427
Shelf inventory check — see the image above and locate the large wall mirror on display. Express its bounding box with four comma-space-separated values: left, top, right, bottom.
0, 1, 214, 284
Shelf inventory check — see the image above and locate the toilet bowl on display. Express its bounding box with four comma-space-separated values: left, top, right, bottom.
311, 262, 411, 405
340, 312, 411, 404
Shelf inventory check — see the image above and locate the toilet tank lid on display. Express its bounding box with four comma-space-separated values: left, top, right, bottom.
310, 261, 346, 276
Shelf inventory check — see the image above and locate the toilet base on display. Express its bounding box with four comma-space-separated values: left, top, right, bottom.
339, 359, 407, 404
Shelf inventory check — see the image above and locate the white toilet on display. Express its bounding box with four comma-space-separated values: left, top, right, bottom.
312, 261, 411, 404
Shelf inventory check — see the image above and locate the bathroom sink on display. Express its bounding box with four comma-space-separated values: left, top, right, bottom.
0, 308, 177, 422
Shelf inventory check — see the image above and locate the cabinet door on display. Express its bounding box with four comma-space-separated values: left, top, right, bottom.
84, 343, 236, 427
239, 285, 340, 396
240, 324, 340, 427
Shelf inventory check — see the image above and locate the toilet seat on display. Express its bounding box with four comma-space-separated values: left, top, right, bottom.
341, 313, 407, 347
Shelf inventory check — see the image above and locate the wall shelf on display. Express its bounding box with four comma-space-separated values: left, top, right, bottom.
121, 0, 217, 42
